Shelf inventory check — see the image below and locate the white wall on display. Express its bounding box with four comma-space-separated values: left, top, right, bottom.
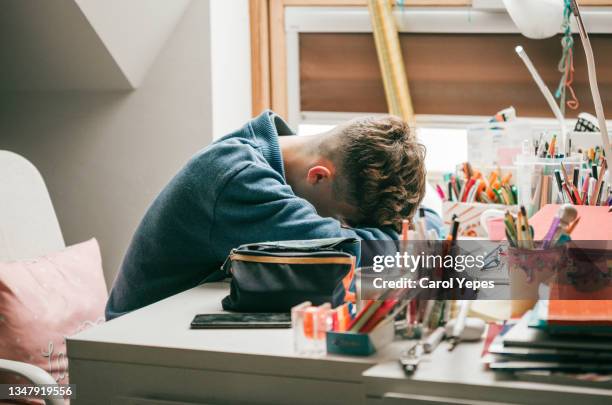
76, 0, 192, 88
0, 0, 221, 287
210, 0, 252, 138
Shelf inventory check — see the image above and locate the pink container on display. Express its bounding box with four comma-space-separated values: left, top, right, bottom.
486, 217, 507, 241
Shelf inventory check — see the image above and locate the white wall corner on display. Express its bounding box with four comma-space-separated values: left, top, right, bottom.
209, 0, 253, 139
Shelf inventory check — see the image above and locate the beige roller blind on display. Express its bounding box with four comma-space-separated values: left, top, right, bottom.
299, 33, 612, 117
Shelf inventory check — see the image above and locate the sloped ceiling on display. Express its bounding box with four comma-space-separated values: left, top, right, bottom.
0, 0, 190, 91
76, 0, 191, 88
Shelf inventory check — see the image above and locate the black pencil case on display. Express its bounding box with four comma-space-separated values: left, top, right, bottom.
220, 238, 357, 312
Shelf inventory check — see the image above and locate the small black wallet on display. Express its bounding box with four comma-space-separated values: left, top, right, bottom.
190, 313, 291, 329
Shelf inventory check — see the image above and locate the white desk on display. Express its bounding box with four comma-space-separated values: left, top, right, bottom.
68, 283, 612, 405
67, 282, 408, 405
363, 342, 612, 405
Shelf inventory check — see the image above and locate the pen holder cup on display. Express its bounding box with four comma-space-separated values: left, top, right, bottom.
507, 245, 566, 317
515, 155, 583, 217
326, 319, 394, 356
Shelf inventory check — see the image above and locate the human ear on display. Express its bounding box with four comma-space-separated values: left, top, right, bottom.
306, 165, 332, 185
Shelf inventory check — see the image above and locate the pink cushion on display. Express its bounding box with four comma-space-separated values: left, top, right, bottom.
0, 238, 107, 385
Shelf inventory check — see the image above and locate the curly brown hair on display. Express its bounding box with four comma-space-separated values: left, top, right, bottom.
324, 115, 426, 231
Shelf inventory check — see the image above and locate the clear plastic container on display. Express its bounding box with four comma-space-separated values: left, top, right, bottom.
292, 302, 331, 356
515, 154, 584, 217
467, 121, 534, 166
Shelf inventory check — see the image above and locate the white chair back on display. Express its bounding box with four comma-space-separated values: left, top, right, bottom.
0, 150, 65, 261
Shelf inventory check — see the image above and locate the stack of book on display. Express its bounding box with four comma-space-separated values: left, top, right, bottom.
484, 300, 612, 388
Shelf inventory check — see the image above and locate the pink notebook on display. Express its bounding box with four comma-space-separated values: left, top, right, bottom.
532, 205, 612, 302
529, 204, 612, 241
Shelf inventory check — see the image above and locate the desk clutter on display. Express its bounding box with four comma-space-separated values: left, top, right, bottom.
292, 298, 398, 356
519, 121, 609, 214
504, 204, 578, 249
437, 163, 519, 237
439, 163, 517, 205
467, 108, 531, 167
516, 140, 609, 217
484, 300, 612, 388
461, 105, 610, 219
291, 297, 486, 365
441, 121, 609, 236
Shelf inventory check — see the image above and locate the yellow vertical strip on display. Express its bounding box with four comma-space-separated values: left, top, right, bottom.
367, 0, 415, 125
369, 0, 399, 116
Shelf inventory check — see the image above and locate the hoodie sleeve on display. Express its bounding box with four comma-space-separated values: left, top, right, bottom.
209, 162, 397, 260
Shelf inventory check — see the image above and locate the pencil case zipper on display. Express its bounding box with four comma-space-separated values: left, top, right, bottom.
229, 252, 354, 265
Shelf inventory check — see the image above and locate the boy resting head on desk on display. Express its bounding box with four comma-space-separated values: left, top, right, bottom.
105, 111, 441, 320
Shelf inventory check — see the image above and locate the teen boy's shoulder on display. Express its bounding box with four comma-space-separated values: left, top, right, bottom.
183, 130, 264, 189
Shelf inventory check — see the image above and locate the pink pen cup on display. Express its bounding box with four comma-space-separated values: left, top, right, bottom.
480, 209, 506, 241
486, 217, 506, 241
507, 245, 566, 317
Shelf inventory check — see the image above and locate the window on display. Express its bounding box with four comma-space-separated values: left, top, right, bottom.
286, 6, 612, 128
253, 1, 612, 175
299, 123, 467, 173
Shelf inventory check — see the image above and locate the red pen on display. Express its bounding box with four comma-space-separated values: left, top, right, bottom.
461, 178, 476, 202
562, 182, 576, 204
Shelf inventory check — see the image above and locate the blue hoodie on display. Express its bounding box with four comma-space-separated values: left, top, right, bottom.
105, 111, 441, 319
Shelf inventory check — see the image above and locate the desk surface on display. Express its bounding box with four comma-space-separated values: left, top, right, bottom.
363, 342, 612, 405
69, 283, 612, 405
68, 282, 408, 382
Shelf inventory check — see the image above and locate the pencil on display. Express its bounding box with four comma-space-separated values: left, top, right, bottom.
505, 228, 517, 247
449, 216, 460, 243
504, 213, 517, 246
591, 159, 607, 205
401, 219, 409, 241
549, 134, 557, 156
562, 182, 575, 204
516, 212, 524, 249
566, 216, 581, 235
520, 206, 534, 249
506, 210, 516, 233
